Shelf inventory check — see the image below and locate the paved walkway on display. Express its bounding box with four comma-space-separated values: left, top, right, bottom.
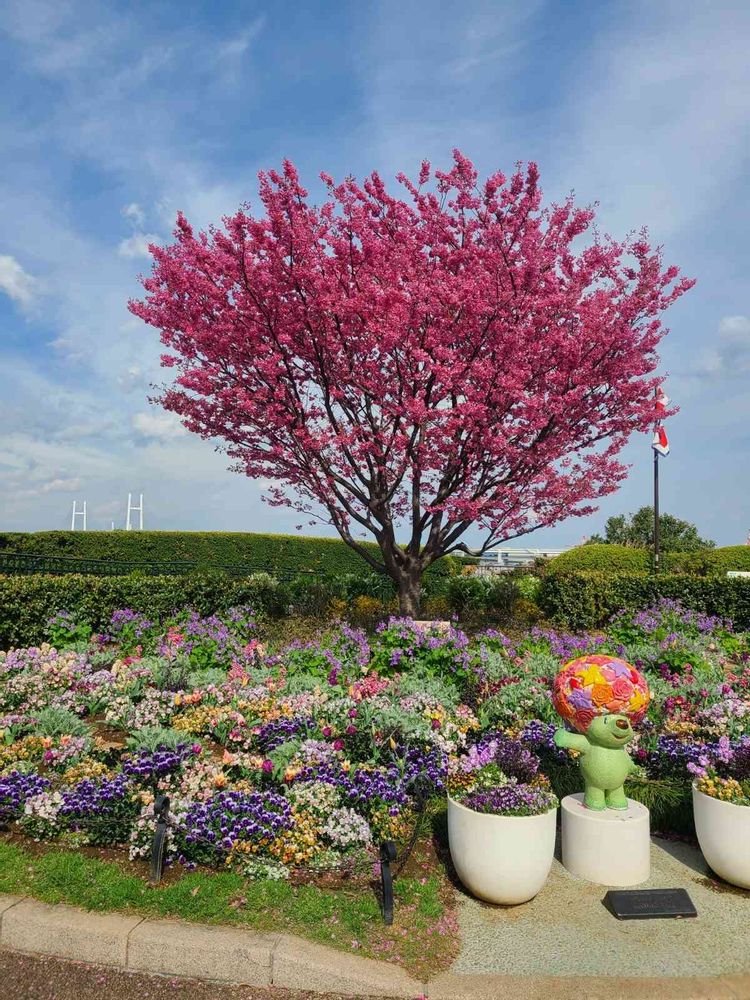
0, 949, 383, 1000
452, 836, 750, 980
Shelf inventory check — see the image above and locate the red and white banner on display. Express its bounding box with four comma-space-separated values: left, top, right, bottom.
652, 387, 670, 456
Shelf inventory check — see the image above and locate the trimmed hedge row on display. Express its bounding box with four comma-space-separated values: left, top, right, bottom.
0, 530, 464, 580
0, 530, 385, 575
0, 573, 294, 649
547, 543, 750, 576
538, 571, 750, 631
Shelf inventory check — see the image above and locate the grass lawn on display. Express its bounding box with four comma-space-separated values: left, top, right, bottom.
0, 825, 459, 979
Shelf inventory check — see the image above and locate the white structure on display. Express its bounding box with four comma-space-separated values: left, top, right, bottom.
561, 793, 650, 886
70, 500, 87, 531
448, 795, 556, 904
477, 546, 568, 572
125, 493, 144, 531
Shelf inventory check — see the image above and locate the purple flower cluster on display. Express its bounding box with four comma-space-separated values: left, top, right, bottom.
254, 715, 311, 752
180, 790, 293, 857
689, 736, 750, 783
59, 774, 136, 834
526, 626, 605, 661
0, 771, 50, 824
520, 720, 572, 764
296, 745, 447, 813
462, 782, 557, 817
109, 608, 153, 639
468, 733, 539, 782
643, 736, 714, 778
121, 744, 197, 784
623, 599, 733, 637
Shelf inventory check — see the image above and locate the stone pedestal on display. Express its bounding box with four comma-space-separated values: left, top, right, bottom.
561, 793, 650, 886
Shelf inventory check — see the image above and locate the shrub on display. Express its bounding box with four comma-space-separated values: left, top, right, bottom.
547, 544, 651, 574
0, 573, 282, 649
538, 571, 750, 630
445, 574, 518, 621
548, 543, 750, 578
0, 530, 467, 581
663, 546, 750, 575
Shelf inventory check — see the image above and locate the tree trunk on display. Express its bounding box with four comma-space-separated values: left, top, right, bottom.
396, 565, 422, 618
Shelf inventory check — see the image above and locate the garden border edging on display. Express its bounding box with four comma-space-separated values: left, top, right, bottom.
2, 894, 750, 999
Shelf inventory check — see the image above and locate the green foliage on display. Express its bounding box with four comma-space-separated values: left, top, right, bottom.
0, 529, 465, 581
538, 571, 750, 630
548, 544, 651, 574
0, 841, 449, 970
445, 573, 518, 620
664, 546, 750, 575
549, 543, 750, 580
125, 726, 188, 752
33, 707, 90, 740
0, 573, 283, 648
588, 506, 715, 552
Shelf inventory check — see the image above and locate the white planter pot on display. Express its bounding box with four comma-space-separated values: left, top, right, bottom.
693, 784, 750, 889
447, 795, 557, 904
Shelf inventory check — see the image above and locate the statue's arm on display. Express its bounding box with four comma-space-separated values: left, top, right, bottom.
553, 728, 590, 753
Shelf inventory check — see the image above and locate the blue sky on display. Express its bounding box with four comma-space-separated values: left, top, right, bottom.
1, 0, 749, 549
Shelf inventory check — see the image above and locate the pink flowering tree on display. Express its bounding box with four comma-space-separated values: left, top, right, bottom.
130, 152, 693, 615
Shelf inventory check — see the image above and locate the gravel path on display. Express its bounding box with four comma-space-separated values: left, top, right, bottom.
453, 835, 750, 977
0, 950, 397, 1000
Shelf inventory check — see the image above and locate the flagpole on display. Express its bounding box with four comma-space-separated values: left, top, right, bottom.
653, 447, 660, 573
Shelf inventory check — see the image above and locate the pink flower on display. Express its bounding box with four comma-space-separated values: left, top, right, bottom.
261, 759, 273, 774
129, 152, 692, 604
611, 677, 634, 701
322, 726, 332, 738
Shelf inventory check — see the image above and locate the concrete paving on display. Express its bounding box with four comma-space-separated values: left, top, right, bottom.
451, 835, 750, 978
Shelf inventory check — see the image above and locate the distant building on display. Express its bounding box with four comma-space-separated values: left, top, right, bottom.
477, 546, 569, 572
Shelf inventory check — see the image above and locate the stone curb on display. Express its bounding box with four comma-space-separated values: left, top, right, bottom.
1, 895, 750, 999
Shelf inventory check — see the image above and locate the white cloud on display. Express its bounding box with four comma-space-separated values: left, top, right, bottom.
117, 365, 147, 391
40, 476, 82, 493
217, 18, 264, 60
694, 315, 750, 378
0, 254, 36, 304
132, 410, 186, 440
117, 233, 158, 258
548, 4, 750, 241
122, 202, 145, 227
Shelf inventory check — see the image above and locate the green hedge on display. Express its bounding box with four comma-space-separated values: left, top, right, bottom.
0, 530, 383, 574
547, 543, 750, 577
546, 544, 651, 574
0, 530, 462, 580
0, 573, 293, 649
663, 546, 750, 575
538, 571, 750, 631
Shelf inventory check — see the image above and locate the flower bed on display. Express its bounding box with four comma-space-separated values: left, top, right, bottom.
0, 600, 748, 882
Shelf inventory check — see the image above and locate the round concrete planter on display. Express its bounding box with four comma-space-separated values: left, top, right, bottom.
447, 795, 557, 905
693, 784, 750, 889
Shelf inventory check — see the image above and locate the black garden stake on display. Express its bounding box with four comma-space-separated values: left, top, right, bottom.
149, 793, 170, 885
379, 840, 397, 925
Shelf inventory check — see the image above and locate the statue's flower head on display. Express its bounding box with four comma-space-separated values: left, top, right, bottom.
552, 654, 650, 733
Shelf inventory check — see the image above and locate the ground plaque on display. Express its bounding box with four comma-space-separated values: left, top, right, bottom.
604, 888, 697, 920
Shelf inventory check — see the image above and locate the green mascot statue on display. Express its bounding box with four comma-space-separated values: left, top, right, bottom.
552, 654, 650, 811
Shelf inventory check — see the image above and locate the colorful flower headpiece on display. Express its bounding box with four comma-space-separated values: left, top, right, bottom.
552, 654, 650, 733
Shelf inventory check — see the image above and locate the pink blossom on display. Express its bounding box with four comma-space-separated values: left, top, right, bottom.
131, 152, 693, 613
